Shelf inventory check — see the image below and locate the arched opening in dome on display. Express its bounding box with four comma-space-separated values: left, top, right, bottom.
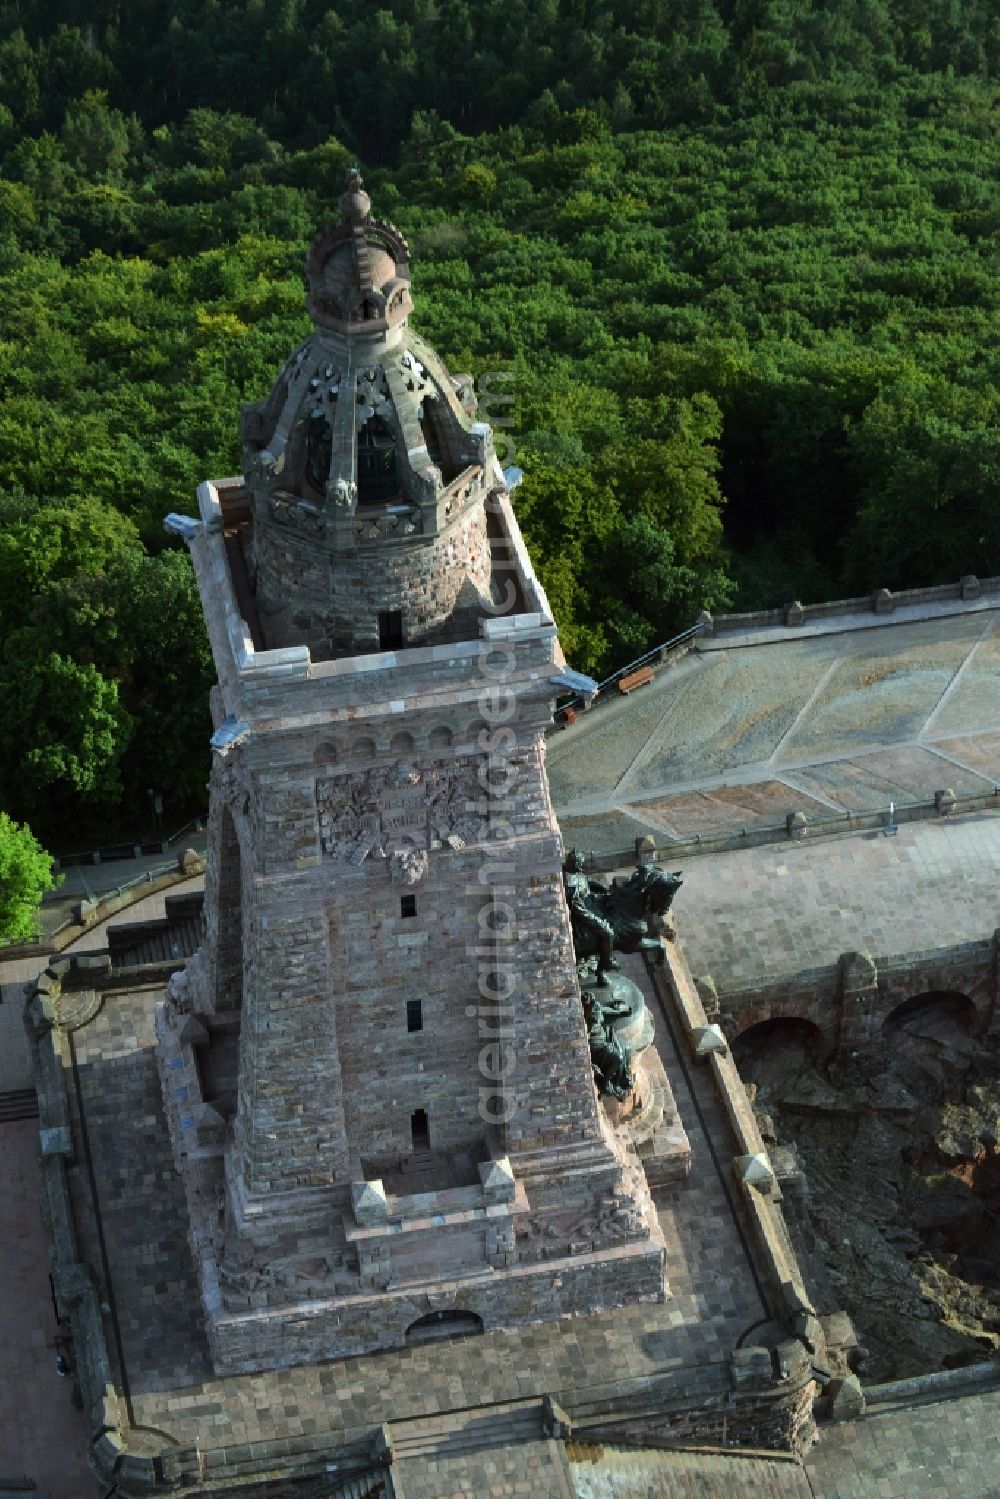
357, 415, 399, 505
419, 396, 464, 483
305, 407, 333, 493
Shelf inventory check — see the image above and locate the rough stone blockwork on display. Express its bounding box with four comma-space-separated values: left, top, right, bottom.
158, 172, 667, 1374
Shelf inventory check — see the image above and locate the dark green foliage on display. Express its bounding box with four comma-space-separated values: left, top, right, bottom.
0, 2, 999, 840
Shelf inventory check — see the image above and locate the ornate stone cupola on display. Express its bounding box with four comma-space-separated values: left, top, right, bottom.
239, 169, 494, 656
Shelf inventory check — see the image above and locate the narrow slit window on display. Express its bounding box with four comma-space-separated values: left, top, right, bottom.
400, 894, 416, 919
378, 609, 403, 650
406, 999, 423, 1033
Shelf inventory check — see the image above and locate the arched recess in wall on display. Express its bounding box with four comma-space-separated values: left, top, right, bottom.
351, 736, 376, 764
883, 990, 978, 1038
730, 1016, 826, 1087
404, 1309, 484, 1346
216, 802, 243, 1013
428, 725, 453, 749
390, 731, 414, 755
313, 740, 340, 766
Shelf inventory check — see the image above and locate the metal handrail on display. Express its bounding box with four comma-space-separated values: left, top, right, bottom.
166, 814, 207, 847
578, 787, 1000, 872
47, 858, 184, 938
559, 622, 704, 714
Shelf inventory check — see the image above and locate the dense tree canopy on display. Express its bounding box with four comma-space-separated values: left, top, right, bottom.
0, 1, 998, 845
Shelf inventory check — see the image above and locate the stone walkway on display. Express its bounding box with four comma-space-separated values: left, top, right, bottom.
804, 1388, 1000, 1497
0, 881, 204, 1494
0, 1122, 95, 1497
400, 1439, 575, 1498
670, 811, 1000, 991
63, 961, 767, 1457
570, 1444, 812, 1497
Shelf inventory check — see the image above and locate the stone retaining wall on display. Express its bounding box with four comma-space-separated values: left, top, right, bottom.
701, 934, 1000, 1055
700, 572, 999, 638
0, 851, 205, 962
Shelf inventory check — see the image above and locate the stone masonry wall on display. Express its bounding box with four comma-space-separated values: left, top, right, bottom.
714, 935, 1000, 1056
253, 502, 492, 654
330, 856, 493, 1158
234, 867, 352, 1192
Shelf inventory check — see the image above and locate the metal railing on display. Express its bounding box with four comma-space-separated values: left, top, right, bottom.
48, 858, 191, 939
558, 623, 704, 714
166, 814, 207, 847
54, 815, 206, 868
575, 786, 1000, 872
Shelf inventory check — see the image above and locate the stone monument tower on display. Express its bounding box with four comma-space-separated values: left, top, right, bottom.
158, 171, 666, 1375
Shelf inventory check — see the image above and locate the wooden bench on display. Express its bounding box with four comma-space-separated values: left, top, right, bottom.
618, 665, 655, 694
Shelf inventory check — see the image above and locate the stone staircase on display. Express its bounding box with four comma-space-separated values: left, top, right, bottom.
389, 1398, 544, 1461
567, 1442, 814, 1498
318, 1475, 389, 1499
0, 1088, 38, 1124
108, 911, 202, 969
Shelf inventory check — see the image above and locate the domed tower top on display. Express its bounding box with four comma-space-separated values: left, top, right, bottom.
303, 167, 413, 341
238, 172, 498, 659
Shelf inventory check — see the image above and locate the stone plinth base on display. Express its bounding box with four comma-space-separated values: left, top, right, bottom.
157, 996, 669, 1375
205, 1235, 668, 1375
596, 973, 691, 1189
632, 1045, 692, 1187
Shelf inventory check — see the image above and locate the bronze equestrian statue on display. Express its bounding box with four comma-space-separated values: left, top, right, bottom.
563, 851, 682, 986
563, 850, 683, 1099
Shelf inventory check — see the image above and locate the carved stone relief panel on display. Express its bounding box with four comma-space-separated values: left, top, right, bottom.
316, 755, 485, 864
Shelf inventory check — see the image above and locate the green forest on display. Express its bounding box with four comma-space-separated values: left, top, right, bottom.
1, 0, 999, 897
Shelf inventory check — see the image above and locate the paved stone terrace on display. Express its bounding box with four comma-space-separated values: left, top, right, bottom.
0, 1121, 96, 1497
670, 811, 1000, 992
804, 1387, 1000, 1498
63, 960, 768, 1458
549, 609, 1000, 845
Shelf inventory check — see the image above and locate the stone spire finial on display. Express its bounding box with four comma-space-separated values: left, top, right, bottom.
340, 168, 371, 226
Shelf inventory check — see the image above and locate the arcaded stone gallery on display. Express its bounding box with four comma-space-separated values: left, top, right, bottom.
158, 171, 668, 1373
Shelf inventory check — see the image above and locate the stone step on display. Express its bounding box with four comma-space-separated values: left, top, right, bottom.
568, 1444, 812, 1498
109, 913, 202, 969
390, 1401, 542, 1459
0, 1089, 39, 1124
319, 1473, 389, 1499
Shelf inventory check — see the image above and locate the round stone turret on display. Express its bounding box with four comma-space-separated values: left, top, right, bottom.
239, 171, 497, 657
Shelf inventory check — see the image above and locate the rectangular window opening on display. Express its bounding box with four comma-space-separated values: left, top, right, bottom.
378, 609, 404, 650
411, 1108, 430, 1147
406, 999, 423, 1033
400, 894, 416, 919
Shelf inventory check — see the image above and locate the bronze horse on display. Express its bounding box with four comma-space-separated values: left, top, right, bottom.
565, 860, 683, 977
